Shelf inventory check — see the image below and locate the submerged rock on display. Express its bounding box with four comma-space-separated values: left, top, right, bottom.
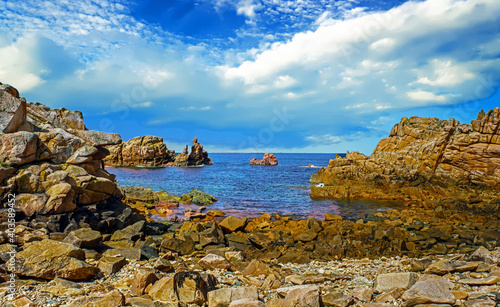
181, 189, 218, 206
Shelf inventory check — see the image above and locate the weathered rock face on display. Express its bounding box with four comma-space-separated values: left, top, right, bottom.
0, 82, 123, 219
174, 137, 213, 167
14, 239, 99, 281
104, 135, 175, 167
311, 108, 500, 201
250, 153, 278, 166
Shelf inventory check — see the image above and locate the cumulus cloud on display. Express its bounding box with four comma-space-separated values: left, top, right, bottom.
1, 0, 500, 153
220, 0, 500, 111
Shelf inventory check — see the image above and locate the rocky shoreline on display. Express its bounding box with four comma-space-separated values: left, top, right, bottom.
0, 82, 499, 306
311, 109, 500, 202
1, 201, 499, 306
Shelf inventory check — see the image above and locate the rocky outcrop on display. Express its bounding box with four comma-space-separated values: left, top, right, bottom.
311, 108, 500, 201
105, 136, 212, 167
104, 135, 175, 167
250, 153, 278, 166
0, 82, 142, 231
174, 137, 213, 167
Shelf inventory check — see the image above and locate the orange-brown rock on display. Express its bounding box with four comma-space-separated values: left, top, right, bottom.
250, 153, 278, 166
311, 108, 500, 201
104, 135, 175, 167
0, 82, 123, 216
174, 137, 213, 167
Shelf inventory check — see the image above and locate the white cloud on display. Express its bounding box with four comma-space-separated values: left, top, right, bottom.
369, 38, 395, 52
236, 0, 260, 18
131, 101, 153, 108
0, 37, 44, 91
274, 75, 297, 88
407, 90, 447, 102
219, 0, 500, 112
414, 59, 475, 87
179, 106, 212, 111
306, 134, 344, 145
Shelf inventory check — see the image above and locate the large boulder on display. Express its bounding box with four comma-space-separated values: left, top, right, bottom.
0, 131, 38, 165
401, 276, 456, 307
0, 82, 124, 216
0, 83, 27, 133
311, 108, 500, 201
14, 239, 99, 281
149, 271, 216, 305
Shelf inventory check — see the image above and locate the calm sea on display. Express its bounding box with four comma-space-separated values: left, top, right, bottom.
107, 153, 402, 220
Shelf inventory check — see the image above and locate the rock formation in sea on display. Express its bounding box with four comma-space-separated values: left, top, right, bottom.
174, 137, 213, 167
104, 136, 176, 167
105, 136, 212, 167
311, 108, 500, 201
250, 153, 278, 166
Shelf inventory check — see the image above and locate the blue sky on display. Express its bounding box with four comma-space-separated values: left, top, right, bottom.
1, 0, 499, 154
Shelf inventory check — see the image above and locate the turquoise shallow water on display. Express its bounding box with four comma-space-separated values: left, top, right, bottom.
107, 153, 402, 220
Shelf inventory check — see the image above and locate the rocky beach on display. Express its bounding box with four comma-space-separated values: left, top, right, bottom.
1, 82, 499, 307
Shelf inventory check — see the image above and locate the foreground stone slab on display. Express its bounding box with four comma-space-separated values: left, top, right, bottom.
14, 239, 98, 281
401, 276, 456, 307
375, 272, 419, 293
282, 285, 321, 307
208, 286, 258, 307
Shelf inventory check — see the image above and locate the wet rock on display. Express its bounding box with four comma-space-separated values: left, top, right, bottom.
181, 189, 218, 206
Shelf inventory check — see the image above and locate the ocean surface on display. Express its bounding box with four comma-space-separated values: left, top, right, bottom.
107, 153, 402, 220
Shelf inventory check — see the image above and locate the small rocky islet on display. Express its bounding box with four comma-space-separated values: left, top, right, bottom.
0, 82, 499, 307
